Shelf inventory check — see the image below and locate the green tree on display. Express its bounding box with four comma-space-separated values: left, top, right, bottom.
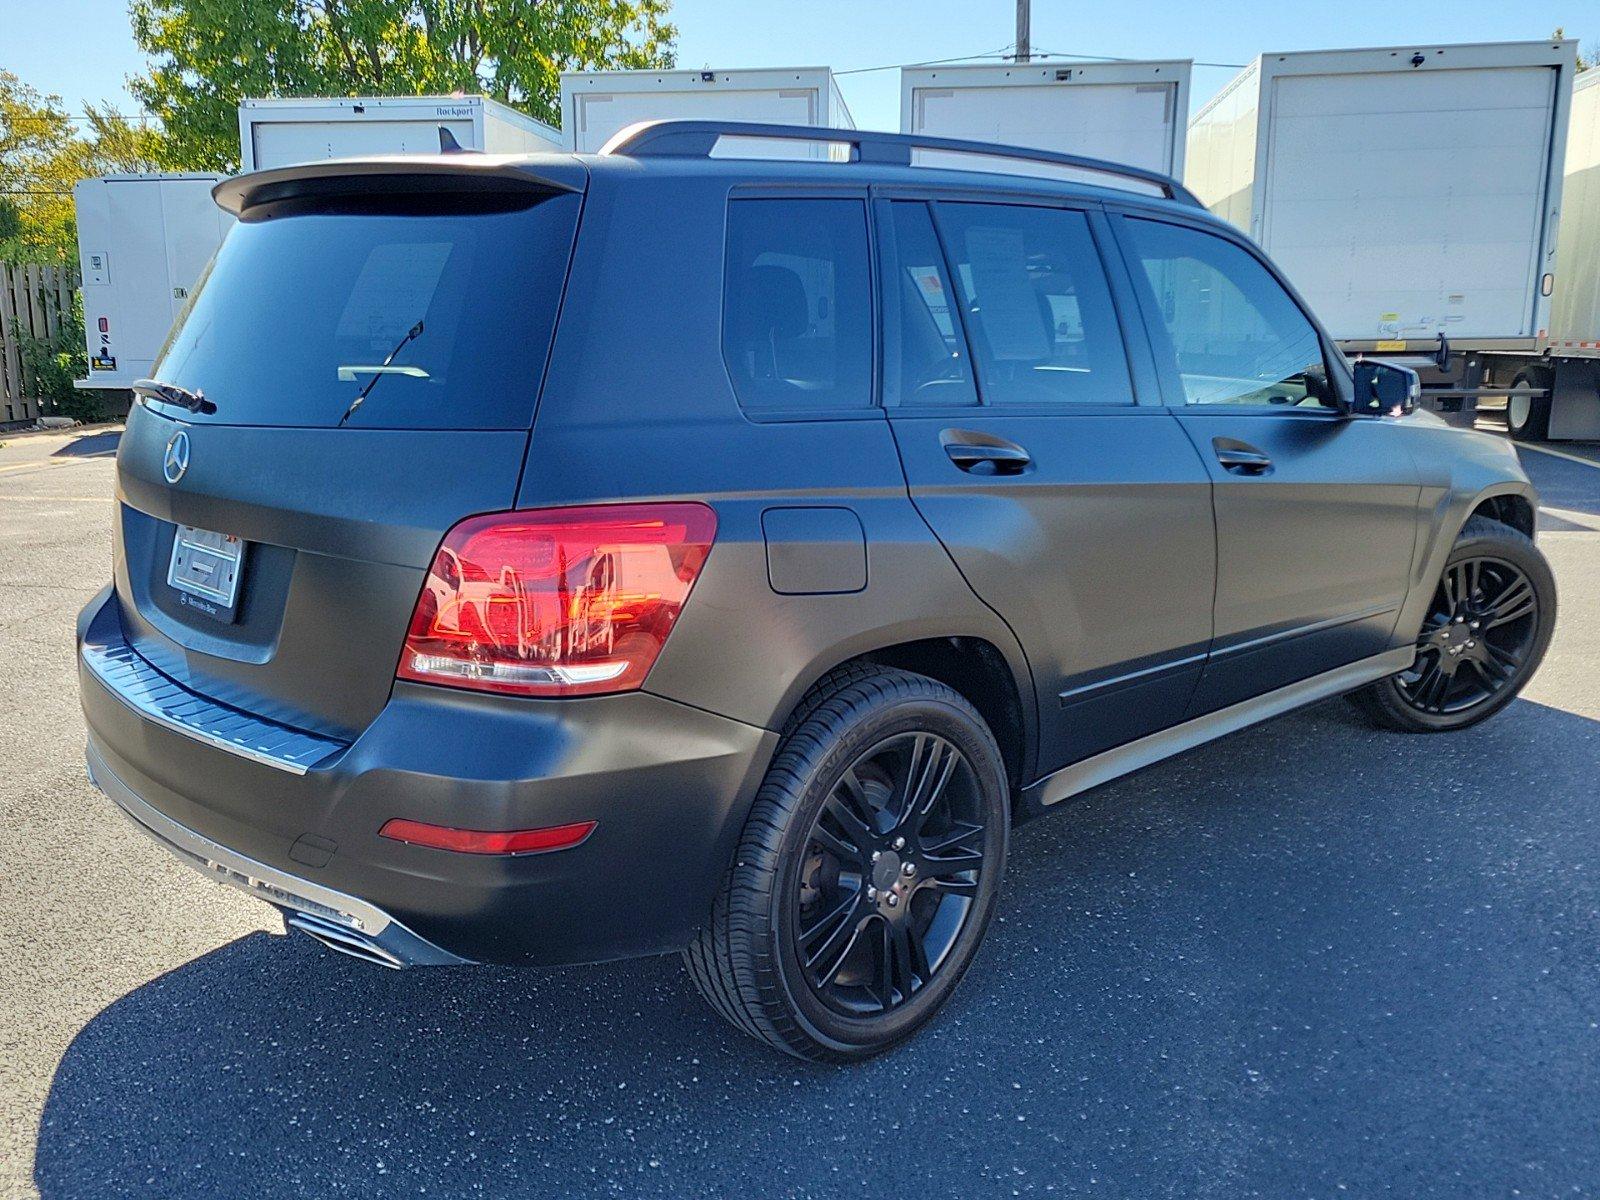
0, 70, 73, 258
130, 0, 677, 171
1553, 28, 1595, 71
1, 70, 164, 260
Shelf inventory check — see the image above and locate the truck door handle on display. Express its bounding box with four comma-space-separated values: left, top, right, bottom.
941, 433, 1032, 476
1213, 440, 1273, 476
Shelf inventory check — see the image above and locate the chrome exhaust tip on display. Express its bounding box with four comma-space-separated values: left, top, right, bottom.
287, 911, 406, 970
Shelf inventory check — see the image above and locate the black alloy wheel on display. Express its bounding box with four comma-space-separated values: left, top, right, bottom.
685, 664, 1009, 1061
1396, 555, 1539, 716
794, 732, 988, 1017
1351, 515, 1555, 734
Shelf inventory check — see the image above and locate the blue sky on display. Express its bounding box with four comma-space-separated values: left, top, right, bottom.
2, 0, 1590, 130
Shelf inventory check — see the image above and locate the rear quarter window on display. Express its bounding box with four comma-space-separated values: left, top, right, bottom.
151, 190, 580, 430
722, 198, 873, 414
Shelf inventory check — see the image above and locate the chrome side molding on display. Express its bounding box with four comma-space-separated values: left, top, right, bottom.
1026, 646, 1416, 810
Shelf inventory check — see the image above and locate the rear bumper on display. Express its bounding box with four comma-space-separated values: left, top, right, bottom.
88, 741, 468, 968
78, 587, 777, 966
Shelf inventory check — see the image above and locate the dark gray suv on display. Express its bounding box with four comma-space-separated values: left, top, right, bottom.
77, 121, 1556, 1061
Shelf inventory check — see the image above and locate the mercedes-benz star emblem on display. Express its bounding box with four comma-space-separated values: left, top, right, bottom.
163, 430, 190, 484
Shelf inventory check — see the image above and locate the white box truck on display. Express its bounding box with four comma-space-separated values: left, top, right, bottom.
238, 95, 561, 172
1185, 40, 1593, 437
901, 60, 1192, 177
1522, 68, 1600, 440
560, 67, 854, 156
74, 174, 233, 391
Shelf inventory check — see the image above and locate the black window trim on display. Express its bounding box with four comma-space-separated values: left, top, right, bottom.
719, 187, 884, 424
873, 197, 981, 412
1103, 206, 1358, 418
870, 186, 1159, 417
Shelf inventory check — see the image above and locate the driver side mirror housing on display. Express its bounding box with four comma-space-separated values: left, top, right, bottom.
1349, 358, 1420, 417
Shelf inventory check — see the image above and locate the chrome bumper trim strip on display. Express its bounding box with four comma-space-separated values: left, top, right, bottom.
81, 636, 344, 775
87, 742, 470, 968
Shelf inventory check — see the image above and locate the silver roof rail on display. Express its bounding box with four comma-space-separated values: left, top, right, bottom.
600, 119, 1204, 208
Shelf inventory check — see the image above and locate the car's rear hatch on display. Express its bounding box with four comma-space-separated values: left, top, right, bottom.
108, 157, 586, 742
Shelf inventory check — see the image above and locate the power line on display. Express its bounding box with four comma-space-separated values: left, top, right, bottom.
2, 44, 1257, 111
1033, 47, 1248, 69
4, 114, 157, 124
834, 46, 1017, 76
829, 44, 1249, 79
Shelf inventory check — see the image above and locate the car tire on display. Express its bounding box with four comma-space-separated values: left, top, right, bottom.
684, 664, 1010, 1062
1506, 370, 1552, 442
1350, 515, 1555, 733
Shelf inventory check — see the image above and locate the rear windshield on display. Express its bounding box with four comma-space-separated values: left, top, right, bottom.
150, 190, 580, 429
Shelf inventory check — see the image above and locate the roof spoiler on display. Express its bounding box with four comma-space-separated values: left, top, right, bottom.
213, 156, 584, 215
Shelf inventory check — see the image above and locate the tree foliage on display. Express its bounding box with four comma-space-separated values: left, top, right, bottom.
19, 294, 110, 422
1552, 29, 1596, 72
0, 70, 164, 261
130, 0, 677, 171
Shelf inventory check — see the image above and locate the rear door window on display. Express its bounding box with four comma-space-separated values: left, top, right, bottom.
934, 203, 1134, 407
723, 198, 873, 412
150, 190, 580, 429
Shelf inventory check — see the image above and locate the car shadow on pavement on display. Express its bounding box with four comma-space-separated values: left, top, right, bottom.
48, 431, 121, 459
34, 697, 1600, 1199
1518, 444, 1600, 527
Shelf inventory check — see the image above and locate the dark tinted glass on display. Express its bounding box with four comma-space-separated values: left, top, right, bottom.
882, 201, 977, 407
723, 199, 873, 411
937, 203, 1132, 406
1124, 218, 1330, 407
151, 192, 580, 429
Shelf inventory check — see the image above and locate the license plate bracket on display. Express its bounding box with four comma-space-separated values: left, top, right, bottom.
166, 524, 246, 622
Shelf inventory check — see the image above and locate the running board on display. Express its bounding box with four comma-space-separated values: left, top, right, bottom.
1023, 646, 1415, 811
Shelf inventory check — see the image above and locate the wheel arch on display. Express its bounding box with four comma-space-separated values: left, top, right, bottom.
1467, 489, 1536, 539
778, 632, 1038, 802
1396, 476, 1539, 647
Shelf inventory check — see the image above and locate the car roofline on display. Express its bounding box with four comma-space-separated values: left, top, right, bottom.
597, 119, 1204, 209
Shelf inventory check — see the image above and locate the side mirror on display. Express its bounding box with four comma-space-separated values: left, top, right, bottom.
1349, 358, 1420, 417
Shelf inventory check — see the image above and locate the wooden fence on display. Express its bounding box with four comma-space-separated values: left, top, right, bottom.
0, 262, 80, 426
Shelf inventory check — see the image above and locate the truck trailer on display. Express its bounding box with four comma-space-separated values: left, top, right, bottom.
238, 95, 562, 172
1515, 67, 1600, 440
559, 67, 854, 155
900, 59, 1192, 177
1186, 39, 1598, 439
73, 174, 233, 392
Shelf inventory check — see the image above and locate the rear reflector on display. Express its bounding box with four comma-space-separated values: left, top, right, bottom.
379, 817, 597, 856
398, 502, 717, 698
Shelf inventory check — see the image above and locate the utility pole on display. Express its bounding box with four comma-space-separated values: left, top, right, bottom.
1015, 0, 1031, 62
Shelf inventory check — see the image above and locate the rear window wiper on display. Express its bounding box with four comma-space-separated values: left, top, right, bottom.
338, 320, 426, 427
132, 378, 215, 415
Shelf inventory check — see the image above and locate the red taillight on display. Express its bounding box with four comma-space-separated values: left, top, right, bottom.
379, 818, 596, 855
397, 502, 717, 698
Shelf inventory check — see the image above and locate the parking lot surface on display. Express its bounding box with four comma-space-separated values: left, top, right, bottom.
3, 422, 1599, 1199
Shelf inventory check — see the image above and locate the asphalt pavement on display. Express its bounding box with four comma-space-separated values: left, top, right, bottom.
2, 422, 1599, 1199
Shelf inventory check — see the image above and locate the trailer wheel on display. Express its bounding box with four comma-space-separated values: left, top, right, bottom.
1506, 370, 1552, 442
